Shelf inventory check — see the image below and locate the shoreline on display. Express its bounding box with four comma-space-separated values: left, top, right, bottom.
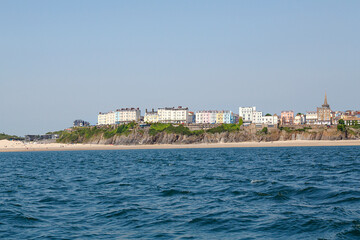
1, 139, 360, 152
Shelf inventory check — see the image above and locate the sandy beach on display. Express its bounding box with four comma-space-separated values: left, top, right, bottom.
0, 139, 360, 152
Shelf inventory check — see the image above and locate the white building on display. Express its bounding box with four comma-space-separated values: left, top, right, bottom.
97, 112, 107, 125
239, 107, 263, 124
158, 106, 189, 124
97, 111, 116, 125
97, 108, 140, 125
144, 109, 158, 123
261, 115, 279, 125
107, 111, 116, 124
115, 108, 140, 123
306, 111, 318, 125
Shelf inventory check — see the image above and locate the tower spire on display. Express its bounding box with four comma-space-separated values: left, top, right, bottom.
322, 92, 329, 108
324, 92, 328, 105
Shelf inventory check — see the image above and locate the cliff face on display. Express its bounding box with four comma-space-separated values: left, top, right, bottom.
71, 127, 358, 145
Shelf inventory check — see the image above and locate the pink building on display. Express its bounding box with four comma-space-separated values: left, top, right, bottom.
281, 111, 294, 125
195, 110, 218, 124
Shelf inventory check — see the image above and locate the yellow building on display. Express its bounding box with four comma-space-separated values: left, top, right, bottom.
216, 111, 224, 124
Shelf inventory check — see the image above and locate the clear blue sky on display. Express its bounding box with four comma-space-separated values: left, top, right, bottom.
1, 0, 359, 136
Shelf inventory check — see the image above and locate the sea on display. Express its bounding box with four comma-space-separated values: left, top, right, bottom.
0, 146, 360, 239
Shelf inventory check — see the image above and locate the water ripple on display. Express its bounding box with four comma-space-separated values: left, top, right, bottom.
0, 146, 360, 239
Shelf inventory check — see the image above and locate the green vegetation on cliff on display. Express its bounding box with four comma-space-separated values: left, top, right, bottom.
53, 122, 360, 145
337, 119, 346, 132
149, 123, 242, 136
149, 124, 194, 136
56, 122, 243, 143
260, 127, 268, 134
279, 126, 312, 133
206, 124, 240, 134
57, 122, 137, 143
0, 133, 23, 141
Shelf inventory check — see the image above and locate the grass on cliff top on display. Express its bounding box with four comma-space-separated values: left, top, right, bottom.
205, 123, 240, 134
57, 122, 137, 143
149, 123, 241, 136
149, 123, 203, 136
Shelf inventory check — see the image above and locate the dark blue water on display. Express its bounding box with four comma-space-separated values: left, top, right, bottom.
1, 147, 360, 239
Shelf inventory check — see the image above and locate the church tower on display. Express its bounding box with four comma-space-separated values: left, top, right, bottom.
317, 92, 331, 124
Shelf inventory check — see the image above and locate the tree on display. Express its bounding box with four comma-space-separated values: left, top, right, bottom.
337, 119, 346, 132
238, 118, 243, 126
261, 127, 268, 134
265, 113, 272, 116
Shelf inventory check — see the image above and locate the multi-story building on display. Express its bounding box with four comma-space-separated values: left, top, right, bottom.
106, 111, 116, 125
216, 112, 224, 123
158, 106, 189, 124
281, 111, 294, 125
239, 107, 255, 122
317, 93, 331, 125
144, 109, 158, 123
253, 111, 263, 124
115, 108, 141, 123
262, 114, 279, 125
217, 111, 235, 124
97, 112, 107, 125
306, 111, 318, 124
196, 110, 218, 124
196, 110, 234, 124
239, 107, 263, 124
209, 111, 217, 123
294, 114, 306, 125
97, 108, 140, 125
222, 111, 235, 124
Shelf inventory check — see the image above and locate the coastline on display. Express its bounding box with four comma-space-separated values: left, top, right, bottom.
1, 139, 360, 152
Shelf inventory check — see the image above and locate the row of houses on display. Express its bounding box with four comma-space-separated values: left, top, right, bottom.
277, 94, 360, 126
97, 106, 279, 125
195, 110, 235, 124
279, 111, 360, 126
96, 94, 359, 126
97, 107, 238, 125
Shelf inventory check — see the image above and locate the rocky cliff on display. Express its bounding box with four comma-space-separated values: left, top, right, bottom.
63, 127, 359, 145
